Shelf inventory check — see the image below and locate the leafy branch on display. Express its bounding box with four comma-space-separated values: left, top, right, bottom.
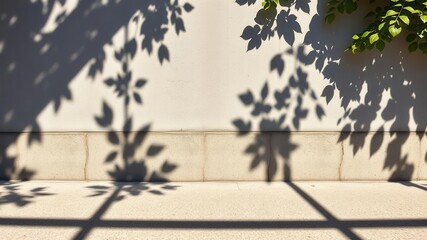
259, 0, 427, 53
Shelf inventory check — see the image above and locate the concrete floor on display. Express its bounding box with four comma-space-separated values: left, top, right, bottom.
0, 181, 426, 240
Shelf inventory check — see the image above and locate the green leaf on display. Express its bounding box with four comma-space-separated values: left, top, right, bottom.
362, 31, 371, 38
351, 44, 357, 54
399, 15, 409, 25
385, 10, 398, 17
262, 0, 270, 10
388, 25, 401, 37
403, 6, 415, 13
421, 15, 427, 23
369, 33, 379, 44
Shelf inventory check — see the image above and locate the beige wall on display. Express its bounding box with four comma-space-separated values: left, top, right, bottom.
1, 0, 425, 132
0, 1, 425, 181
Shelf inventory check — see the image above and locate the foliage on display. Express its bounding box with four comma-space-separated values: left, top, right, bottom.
260, 0, 427, 53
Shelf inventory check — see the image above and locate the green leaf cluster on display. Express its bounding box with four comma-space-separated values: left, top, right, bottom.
327, 0, 427, 53
262, 0, 279, 10
260, 0, 427, 53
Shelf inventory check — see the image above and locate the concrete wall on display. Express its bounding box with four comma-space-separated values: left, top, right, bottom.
2, 132, 426, 181
0, 1, 425, 181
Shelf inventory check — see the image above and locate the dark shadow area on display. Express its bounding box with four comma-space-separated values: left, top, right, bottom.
399, 182, 427, 192
235, 0, 426, 182
0, 217, 425, 229
0, 181, 53, 207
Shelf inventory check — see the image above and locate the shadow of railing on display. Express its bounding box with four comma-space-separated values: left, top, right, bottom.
0, 216, 425, 229
0, 182, 426, 240
398, 182, 427, 192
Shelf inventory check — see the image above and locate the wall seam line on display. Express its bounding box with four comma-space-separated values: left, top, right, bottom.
202, 132, 207, 182
417, 132, 422, 180
339, 136, 344, 181
84, 133, 89, 181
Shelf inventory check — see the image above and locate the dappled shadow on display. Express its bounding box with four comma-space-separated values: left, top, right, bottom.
89, 0, 188, 183
94, 101, 177, 182
235, 0, 426, 181
81, 1, 192, 238
232, 48, 322, 180
92, 19, 180, 182
75, 182, 180, 239
0, 0, 135, 180
0, 1, 192, 228
0, 0, 193, 182
234, 4, 425, 237
234, 1, 321, 181
87, 182, 179, 199
239, 0, 307, 50
0, 182, 53, 207
0, 182, 425, 240
304, 1, 426, 181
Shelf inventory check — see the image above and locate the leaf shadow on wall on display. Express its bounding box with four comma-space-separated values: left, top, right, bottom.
88, 1, 190, 183
0, 0, 192, 178
80, 1, 193, 238
234, 0, 426, 182
0, 0, 139, 180
0, 0, 193, 210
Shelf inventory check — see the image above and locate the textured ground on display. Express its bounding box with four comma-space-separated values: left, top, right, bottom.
0, 181, 426, 239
